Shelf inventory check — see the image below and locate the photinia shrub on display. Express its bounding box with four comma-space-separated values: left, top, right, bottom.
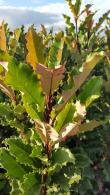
0, 0, 110, 194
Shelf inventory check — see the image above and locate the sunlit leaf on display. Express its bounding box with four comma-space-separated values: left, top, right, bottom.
26, 26, 45, 69
54, 102, 75, 132
35, 120, 59, 147
61, 52, 104, 108
36, 63, 65, 95
66, 0, 77, 18
0, 22, 7, 52
59, 123, 79, 142
5, 59, 44, 119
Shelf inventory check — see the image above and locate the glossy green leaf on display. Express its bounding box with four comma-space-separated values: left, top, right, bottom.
73, 52, 104, 92
30, 146, 42, 158
20, 173, 41, 195
5, 138, 35, 167
60, 52, 104, 109
78, 76, 103, 107
0, 103, 25, 132
30, 146, 48, 162
54, 102, 76, 132
22, 95, 43, 120
5, 59, 44, 119
52, 147, 75, 165
0, 149, 26, 179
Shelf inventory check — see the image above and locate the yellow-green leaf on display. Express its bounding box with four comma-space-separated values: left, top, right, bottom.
0, 22, 7, 52
26, 27, 45, 69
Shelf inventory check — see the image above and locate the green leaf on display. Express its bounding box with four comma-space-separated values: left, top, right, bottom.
52, 147, 75, 165
0, 149, 26, 179
30, 129, 41, 144
22, 95, 43, 120
47, 35, 64, 68
0, 79, 15, 101
0, 103, 14, 120
54, 102, 75, 132
9, 28, 21, 54
66, 0, 77, 18
75, 0, 82, 17
78, 179, 93, 193
30, 146, 42, 158
30, 146, 48, 162
14, 104, 25, 116
6, 60, 44, 108
5, 59, 44, 118
75, 153, 92, 168
69, 173, 81, 185
78, 76, 103, 107
5, 138, 35, 167
0, 181, 5, 191
66, 0, 82, 19
0, 103, 26, 132
52, 170, 69, 192
0, 50, 11, 63
20, 173, 41, 195
63, 14, 75, 33
26, 26, 45, 69
10, 180, 21, 195
79, 119, 107, 133
60, 52, 104, 109
104, 80, 110, 92
102, 161, 110, 182
73, 52, 104, 93
41, 24, 47, 36
93, 10, 110, 33
9, 119, 25, 133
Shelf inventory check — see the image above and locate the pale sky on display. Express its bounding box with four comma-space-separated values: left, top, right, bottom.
0, 0, 110, 30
